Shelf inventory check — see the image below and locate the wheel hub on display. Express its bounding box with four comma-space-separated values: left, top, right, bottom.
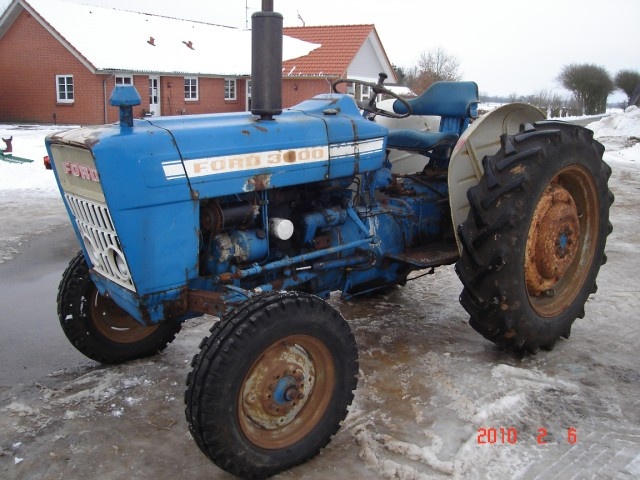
525, 182, 580, 296
242, 342, 315, 430
89, 289, 158, 343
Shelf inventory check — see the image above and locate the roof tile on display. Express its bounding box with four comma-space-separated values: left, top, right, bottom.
283, 25, 375, 77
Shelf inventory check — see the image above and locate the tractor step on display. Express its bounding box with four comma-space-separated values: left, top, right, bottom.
385, 242, 460, 268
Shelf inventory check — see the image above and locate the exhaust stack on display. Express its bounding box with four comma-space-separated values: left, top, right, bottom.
251, 0, 283, 120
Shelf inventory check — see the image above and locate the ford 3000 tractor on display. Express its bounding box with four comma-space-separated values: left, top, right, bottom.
46, 2, 612, 478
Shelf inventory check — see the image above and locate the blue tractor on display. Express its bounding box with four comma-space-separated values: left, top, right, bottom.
47, 2, 612, 478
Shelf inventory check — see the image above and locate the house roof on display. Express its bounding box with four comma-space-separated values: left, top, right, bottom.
282, 25, 396, 82
0, 0, 320, 76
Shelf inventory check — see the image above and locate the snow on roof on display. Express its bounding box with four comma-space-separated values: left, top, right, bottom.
20, 0, 320, 76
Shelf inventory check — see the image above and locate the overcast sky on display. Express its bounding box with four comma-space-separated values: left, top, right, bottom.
3, 0, 637, 101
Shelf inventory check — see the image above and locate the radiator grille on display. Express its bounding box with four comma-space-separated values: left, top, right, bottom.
65, 194, 135, 291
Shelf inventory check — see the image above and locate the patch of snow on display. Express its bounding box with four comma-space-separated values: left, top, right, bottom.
0, 124, 68, 193
473, 392, 527, 423
23, 0, 319, 76
588, 105, 640, 138
626, 453, 640, 476
491, 364, 580, 393
3, 402, 40, 417
63, 410, 80, 420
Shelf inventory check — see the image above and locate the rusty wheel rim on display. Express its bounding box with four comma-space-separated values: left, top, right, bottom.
525, 164, 599, 317
89, 288, 159, 343
238, 335, 335, 450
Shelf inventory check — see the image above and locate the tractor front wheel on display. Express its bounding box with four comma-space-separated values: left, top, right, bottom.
185, 292, 358, 479
456, 121, 613, 353
57, 251, 182, 364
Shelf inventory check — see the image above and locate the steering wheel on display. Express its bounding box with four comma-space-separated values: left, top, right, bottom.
332, 73, 412, 119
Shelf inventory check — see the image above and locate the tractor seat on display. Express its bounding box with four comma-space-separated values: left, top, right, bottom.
386, 81, 479, 156
387, 129, 459, 152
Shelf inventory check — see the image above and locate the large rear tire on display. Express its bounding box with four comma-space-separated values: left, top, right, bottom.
57, 251, 182, 364
185, 292, 358, 479
455, 121, 613, 353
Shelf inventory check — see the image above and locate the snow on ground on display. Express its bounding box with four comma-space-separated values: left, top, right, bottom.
0, 124, 73, 263
0, 124, 66, 191
586, 107, 640, 164
1, 109, 640, 479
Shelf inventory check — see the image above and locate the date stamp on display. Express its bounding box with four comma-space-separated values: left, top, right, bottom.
477, 427, 578, 445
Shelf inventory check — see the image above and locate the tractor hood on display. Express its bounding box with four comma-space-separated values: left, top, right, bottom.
49, 94, 387, 210
46, 94, 388, 324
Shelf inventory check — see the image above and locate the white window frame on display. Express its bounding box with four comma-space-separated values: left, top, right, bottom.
225, 78, 237, 101
115, 75, 133, 86
246, 79, 252, 111
56, 74, 74, 103
184, 76, 199, 101
346, 82, 355, 96
360, 85, 372, 102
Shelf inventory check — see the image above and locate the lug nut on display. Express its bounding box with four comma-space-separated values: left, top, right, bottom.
285, 388, 299, 401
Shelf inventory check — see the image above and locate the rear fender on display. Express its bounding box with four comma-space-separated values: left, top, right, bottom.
447, 103, 545, 252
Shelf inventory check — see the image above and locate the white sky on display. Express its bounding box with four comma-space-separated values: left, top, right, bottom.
2, 0, 638, 101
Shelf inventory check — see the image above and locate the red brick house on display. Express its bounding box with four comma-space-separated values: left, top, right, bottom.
0, 0, 396, 125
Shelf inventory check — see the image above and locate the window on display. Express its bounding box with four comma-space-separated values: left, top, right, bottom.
115, 75, 133, 85
225, 78, 236, 100
184, 77, 198, 101
56, 75, 74, 103
360, 85, 372, 102
346, 83, 355, 96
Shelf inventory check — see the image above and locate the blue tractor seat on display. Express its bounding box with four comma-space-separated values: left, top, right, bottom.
386, 81, 479, 155
386, 130, 459, 152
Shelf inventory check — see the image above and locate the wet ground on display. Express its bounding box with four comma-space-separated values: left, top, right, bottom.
1, 158, 640, 479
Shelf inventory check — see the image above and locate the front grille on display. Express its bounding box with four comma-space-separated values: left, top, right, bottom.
65, 194, 135, 291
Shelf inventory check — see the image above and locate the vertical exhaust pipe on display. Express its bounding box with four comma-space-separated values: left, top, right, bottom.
251, 0, 283, 120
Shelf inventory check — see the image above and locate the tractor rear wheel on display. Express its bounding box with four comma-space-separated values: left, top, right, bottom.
185, 292, 358, 479
456, 121, 613, 353
57, 251, 182, 364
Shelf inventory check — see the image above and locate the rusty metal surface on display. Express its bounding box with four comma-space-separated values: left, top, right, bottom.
525, 182, 580, 296
89, 288, 160, 343
524, 165, 600, 318
186, 290, 226, 317
238, 335, 335, 450
385, 242, 460, 268
245, 173, 272, 191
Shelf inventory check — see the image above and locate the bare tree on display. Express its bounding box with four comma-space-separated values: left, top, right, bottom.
525, 90, 568, 117
392, 65, 409, 86
408, 47, 461, 94
614, 69, 640, 105
557, 64, 614, 115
